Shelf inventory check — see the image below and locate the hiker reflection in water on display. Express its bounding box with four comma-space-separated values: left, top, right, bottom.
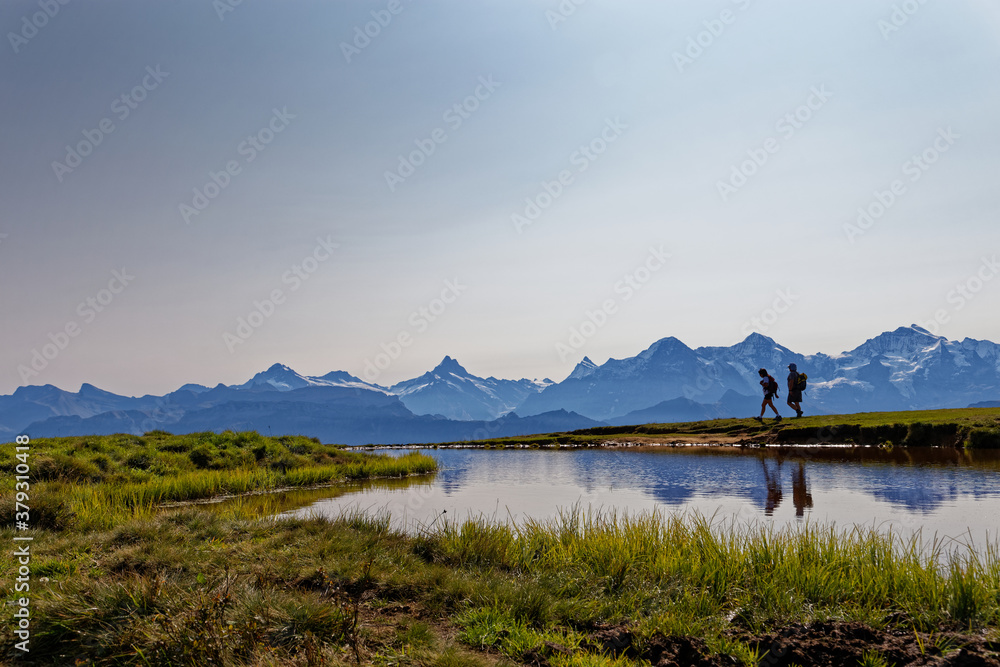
792, 462, 813, 517
761, 458, 783, 516
759, 458, 814, 517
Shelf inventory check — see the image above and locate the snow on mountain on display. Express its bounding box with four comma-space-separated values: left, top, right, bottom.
6, 326, 1000, 441
520, 333, 813, 420
228, 359, 543, 420
314, 371, 388, 393
699, 333, 804, 376
693, 333, 813, 398
847, 325, 944, 361
238, 364, 323, 391
237, 364, 386, 393
389, 356, 547, 421
568, 356, 598, 380
808, 325, 1000, 410
520, 326, 1000, 420
959, 336, 1000, 368
519, 337, 713, 420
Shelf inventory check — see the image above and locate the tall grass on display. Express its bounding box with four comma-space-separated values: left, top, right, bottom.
425, 507, 1000, 661
63, 453, 436, 529
284, 451, 437, 486
0, 432, 437, 530
5, 494, 1000, 665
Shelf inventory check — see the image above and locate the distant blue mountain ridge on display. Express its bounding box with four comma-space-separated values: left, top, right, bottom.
4, 325, 999, 444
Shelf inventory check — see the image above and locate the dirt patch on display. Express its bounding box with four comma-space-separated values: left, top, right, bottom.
523, 640, 574, 666
747, 622, 1000, 667
567, 622, 1000, 667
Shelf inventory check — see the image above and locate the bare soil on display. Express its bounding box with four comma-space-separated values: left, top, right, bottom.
527, 622, 1000, 667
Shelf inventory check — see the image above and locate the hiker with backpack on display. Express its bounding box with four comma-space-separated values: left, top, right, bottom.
787, 363, 806, 418
755, 368, 781, 422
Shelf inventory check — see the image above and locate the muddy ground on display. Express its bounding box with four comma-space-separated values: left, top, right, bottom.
526, 622, 1000, 667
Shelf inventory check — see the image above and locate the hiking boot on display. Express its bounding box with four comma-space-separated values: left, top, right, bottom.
796, 410, 803, 418
774, 415, 782, 422
753, 416, 763, 423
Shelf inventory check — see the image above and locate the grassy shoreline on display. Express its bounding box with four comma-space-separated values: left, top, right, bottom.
3, 426, 1000, 665
1, 430, 436, 532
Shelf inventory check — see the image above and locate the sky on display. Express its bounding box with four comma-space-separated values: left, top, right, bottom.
1, 0, 998, 397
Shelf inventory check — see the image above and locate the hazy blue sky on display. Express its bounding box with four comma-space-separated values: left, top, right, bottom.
2, 0, 998, 396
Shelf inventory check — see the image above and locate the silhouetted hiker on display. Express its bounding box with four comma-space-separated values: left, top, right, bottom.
787, 363, 803, 418
755, 368, 781, 422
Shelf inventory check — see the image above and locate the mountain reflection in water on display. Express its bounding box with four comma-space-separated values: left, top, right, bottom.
279, 446, 1000, 543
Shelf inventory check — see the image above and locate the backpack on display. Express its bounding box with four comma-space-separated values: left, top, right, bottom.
795, 372, 808, 391
767, 376, 779, 396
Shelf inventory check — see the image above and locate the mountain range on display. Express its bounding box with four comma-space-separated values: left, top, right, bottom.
4, 325, 999, 444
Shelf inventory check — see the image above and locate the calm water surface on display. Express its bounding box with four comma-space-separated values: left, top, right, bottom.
283, 446, 1000, 545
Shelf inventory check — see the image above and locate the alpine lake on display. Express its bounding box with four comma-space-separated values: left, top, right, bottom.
261, 444, 1000, 554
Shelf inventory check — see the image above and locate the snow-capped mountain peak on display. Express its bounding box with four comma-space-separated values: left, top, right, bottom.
639, 337, 692, 361
387, 357, 550, 420
568, 357, 598, 380
432, 356, 470, 377
315, 371, 388, 393
6, 326, 1000, 440
849, 325, 946, 363
239, 363, 315, 391
238, 364, 386, 393
730, 332, 785, 355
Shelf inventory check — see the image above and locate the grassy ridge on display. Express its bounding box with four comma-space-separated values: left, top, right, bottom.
0, 430, 436, 530
420, 407, 1000, 449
